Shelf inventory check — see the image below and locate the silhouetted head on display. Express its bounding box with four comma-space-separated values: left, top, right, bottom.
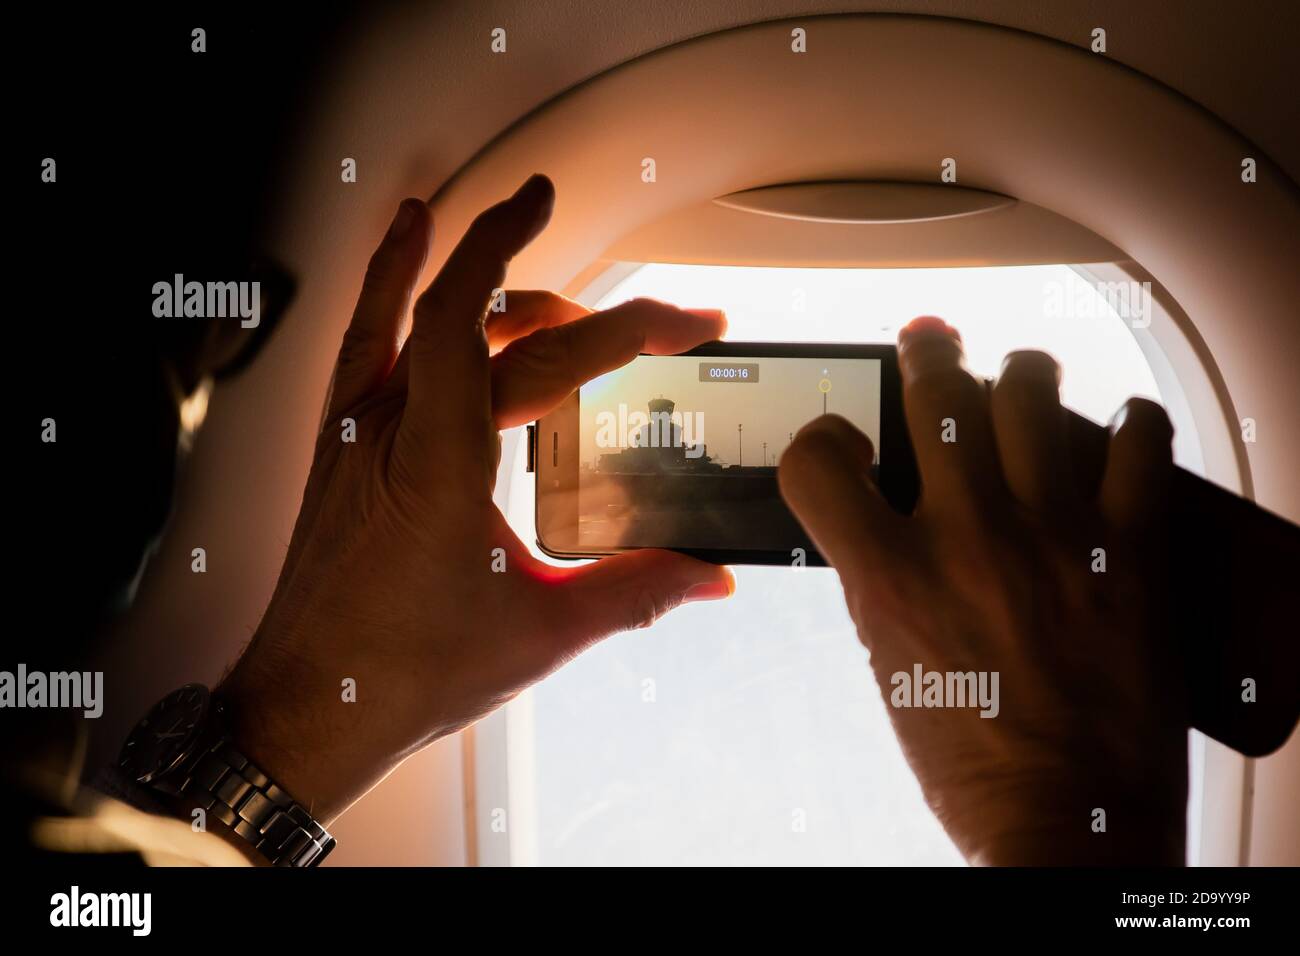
40, 265, 291, 657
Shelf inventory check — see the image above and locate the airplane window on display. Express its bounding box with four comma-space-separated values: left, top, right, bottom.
505, 263, 1177, 865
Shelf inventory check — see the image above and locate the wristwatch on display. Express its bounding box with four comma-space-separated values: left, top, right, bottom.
117, 683, 336, 867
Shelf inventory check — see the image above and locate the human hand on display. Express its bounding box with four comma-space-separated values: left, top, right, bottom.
778, 317, 1187, 864
218, 175, 733, 821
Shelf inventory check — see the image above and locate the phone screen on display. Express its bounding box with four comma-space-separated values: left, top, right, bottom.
574, 354, 883, 551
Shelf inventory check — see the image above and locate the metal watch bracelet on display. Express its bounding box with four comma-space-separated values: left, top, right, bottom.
173, 733, 336, 867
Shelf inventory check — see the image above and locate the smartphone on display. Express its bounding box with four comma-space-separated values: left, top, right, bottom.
532, 342, 916, 566
531, 339, 1300, 758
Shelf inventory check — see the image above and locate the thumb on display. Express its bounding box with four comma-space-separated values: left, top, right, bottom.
551, 550, 734, 649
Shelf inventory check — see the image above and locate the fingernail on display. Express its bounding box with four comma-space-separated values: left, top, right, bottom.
1109, 399, 1172, 437
683, 571, 735, 603
514, 173, 552, 201
512, 175, 555, 240
1109, 403, 1128, 433
803, 415, 875, 468
1000, 350, 1061, 385
899, 315, 961, 346
388, 200, 419, 239
686, 307, 726, 324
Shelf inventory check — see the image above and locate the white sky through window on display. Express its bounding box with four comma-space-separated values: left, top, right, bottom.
512, 263, 1164, 865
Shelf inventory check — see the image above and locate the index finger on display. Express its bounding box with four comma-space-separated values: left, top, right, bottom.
397, 175, 555, 478
778, 415, 910, 628
491, 297, 726, 428
484, 290, 591, 354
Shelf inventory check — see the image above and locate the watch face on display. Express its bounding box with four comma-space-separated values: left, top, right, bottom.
118, 684, 210, 784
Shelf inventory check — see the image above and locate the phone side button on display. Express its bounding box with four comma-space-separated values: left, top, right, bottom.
526, 423, 537, 473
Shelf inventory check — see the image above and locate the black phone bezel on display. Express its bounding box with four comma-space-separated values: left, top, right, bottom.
534, 341, 916, 567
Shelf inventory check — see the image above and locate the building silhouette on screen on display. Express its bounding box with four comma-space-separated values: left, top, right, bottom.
597, 397, 721, 474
